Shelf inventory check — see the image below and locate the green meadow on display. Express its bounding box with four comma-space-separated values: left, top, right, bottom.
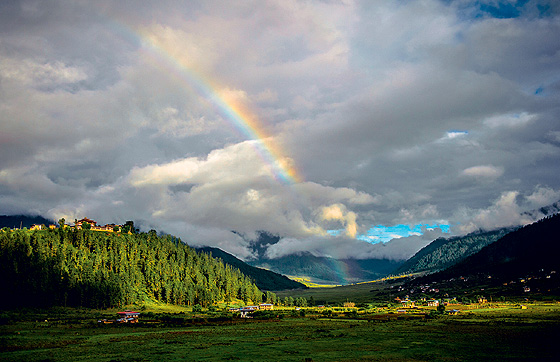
1, 302, 559, 362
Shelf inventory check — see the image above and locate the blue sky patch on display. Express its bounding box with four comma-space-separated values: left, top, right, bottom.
478, 1, 526, 19
349, 223, 451, 244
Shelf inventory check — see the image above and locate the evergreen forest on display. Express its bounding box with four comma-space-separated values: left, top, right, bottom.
392, 227, 516, 275
0, 227, 264, 309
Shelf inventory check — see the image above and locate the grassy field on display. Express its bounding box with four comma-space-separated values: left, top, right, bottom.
1, 303, 559, 362
276, 280, 392, 305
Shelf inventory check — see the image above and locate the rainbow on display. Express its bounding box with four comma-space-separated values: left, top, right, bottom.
117, 23, 302, 185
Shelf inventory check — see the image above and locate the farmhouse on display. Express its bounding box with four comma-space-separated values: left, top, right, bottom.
426, 300, 439, 307
239, 306, 259, 318
116, 310, 140, 323
259, 303, 274, 310
401, 299, 415, 308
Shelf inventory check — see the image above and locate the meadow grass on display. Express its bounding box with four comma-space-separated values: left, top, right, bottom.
1, 303, 559, 361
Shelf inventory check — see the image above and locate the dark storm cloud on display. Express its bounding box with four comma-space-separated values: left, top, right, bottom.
1, 0, 559, 260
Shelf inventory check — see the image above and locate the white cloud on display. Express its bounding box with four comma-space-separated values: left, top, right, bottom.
453, 187, 560, 234
461, 165, 504, 180
483, 112, 536, 128
525, 186, 560, 208
0, 57, 88, 87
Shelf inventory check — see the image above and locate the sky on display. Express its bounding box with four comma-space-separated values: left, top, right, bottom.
1, 0, 560, 261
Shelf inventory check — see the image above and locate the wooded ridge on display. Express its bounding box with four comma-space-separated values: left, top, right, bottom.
0, 227, 264, 309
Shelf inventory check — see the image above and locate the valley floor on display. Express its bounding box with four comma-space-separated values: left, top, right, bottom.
1, 303, 559, 361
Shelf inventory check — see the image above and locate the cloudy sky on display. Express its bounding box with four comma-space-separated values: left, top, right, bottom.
1, 0, 559, 261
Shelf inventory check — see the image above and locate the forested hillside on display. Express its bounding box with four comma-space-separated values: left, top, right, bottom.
0, 215, 54, 229
197, 246, 306, 291
0, 228, 263, 309
424, 213, 560, 281
392, 227, 515, 275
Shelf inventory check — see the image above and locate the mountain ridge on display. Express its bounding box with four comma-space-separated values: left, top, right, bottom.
196, 246, 307, 291
416, 213, 560, 283
392, 227, 516, 276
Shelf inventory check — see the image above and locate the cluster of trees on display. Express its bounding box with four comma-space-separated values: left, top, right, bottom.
280, 296, 313, 307
0, 226, 264, 309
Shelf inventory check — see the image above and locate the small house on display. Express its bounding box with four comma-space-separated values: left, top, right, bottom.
259, 303, 274, 310
117, 310, 140, 323
75, 217, 97, 229
426, 300, 439, 307
239, 306, 259, 318
401, 300, 415, 308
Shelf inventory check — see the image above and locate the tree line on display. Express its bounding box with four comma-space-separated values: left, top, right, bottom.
0, 226, 266, 309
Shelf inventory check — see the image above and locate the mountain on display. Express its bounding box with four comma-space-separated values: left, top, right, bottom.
196, 246, 306, 291
392, 227, 516, 276
0, 215, 54, 229
419, 213, 560, 283
239, 232, 404, 284
250, 251, 403, 285
522, 200, 560, 219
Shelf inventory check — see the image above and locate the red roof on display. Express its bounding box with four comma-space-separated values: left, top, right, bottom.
117, 310, 140, 316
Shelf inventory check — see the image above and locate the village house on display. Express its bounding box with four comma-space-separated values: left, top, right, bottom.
74, 217, 97, 229
426, 300, 439, 307
98, 310, 140, 324
239, 305, 259, 318
116, 310, 140, 323
72, 218, 122, 232
91, 224, 115, 232
401, 299, 415, 308
259, 303, 274, 310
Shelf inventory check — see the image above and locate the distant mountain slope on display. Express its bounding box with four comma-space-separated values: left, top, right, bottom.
0, 215, 54, 229
197, 246, 306, 291
252, 252, 403, 285
422, 214, 560, 282
393, 227, 515, 275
